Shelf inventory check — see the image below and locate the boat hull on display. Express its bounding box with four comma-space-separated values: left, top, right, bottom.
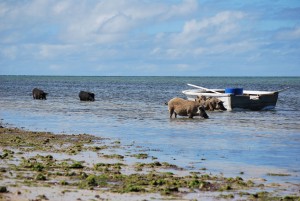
182, 89, 279, 111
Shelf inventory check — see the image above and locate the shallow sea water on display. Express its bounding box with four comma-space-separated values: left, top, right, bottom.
0, 76, 299, 183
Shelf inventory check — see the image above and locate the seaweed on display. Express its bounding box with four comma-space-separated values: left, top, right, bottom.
0, 127, 299, 200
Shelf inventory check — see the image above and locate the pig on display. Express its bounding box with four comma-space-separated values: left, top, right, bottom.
32, 88, 48, 100
196, 96, 227, 111
79, 91, 95, 101
167, 97, 209, 119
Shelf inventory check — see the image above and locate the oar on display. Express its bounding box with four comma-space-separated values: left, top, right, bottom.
259, 87, 290, 95
275, 87, 289, 93
265, 87, 290, 94
187, 83, 222, 94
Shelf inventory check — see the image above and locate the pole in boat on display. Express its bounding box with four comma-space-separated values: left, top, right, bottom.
275, 87, 289, 93
187, 84, 222, 94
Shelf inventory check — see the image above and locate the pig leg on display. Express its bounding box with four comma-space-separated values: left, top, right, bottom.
187, 108, 193, 118
169, 108, 175, 118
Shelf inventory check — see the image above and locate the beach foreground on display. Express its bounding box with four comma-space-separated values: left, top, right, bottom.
0, 127, 299, 201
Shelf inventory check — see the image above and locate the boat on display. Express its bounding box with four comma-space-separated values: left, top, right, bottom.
182, 84, 288, 111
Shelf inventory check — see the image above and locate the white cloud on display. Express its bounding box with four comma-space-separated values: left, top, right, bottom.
171, 11, 246, 46
182, 11, 245, 34
150, 10, 251, 60
163, 0, 198, 20
52, 1, 71, 15
38, 44, 76, 59
0, 0, 199, 45
58, 0, 198, 44
99, 13, 134, 34
0, 0, 299, 76
206, 40, 257, 55
56, 1, 152, 44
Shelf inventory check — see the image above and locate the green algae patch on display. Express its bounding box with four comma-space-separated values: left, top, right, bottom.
131, 153, 149, 159
89, 145, 109, 151
121, 184, 146, 193
69, 161, 84, 169
267, 173, 291, 177
0, 186, 8, 193
94, 162, 124, 172
1, 127, 299, 200
245, 191, 300, 201
134, 161, 182, 172
103, 154, 124, 160
78, 174, 109, 188
0, 127, 102, 153
218, 193, 234, 199
35, 173, 47, 181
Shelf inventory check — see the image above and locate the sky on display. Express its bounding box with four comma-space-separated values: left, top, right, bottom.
0, 0, 299, 76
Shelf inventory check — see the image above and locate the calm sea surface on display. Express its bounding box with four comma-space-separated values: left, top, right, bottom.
0, 76, 299, 182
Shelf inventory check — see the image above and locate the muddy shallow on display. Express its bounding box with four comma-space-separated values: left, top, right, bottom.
0, 126, 299, 201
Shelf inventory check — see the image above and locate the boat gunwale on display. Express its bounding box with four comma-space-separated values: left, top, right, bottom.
182, 89, 278, 97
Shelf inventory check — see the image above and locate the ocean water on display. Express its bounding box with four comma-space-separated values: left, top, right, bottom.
0, 76, 299, 182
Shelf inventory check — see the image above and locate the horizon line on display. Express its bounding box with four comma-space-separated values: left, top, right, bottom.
0, 74, 299, 78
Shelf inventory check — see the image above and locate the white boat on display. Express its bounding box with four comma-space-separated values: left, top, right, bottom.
182, 84, 288, 111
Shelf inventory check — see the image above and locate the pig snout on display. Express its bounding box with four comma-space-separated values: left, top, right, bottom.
216, 101, 227, 111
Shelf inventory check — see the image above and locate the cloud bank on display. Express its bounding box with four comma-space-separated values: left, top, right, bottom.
0, 0, 299, 76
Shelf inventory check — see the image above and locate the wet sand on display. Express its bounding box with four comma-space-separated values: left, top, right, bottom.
0, 126, 299, 201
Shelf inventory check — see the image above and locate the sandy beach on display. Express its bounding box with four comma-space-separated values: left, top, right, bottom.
0, 125, 299, 201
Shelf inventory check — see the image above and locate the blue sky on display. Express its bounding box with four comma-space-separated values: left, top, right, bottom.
0, 0, 299, 76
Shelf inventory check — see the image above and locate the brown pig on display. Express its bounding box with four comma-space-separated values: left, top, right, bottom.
167, 97, 209, 119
